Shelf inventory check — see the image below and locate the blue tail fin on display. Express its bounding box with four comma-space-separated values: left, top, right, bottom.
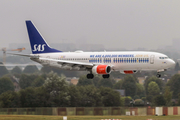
26, 20, 62, 54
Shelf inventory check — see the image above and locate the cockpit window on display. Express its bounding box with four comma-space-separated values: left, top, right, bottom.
159, 57, 168, 59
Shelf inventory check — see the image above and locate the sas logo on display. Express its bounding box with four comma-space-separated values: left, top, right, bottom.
33, 44, 46, 52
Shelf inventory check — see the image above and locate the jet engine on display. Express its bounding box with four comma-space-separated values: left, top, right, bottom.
92, 65, 111, 74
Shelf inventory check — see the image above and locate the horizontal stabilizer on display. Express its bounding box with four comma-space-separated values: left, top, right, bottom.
7, 52, 38, 58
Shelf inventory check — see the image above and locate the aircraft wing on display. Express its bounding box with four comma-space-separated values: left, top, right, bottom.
39, 57, 94, 69
6, 53, 95, 69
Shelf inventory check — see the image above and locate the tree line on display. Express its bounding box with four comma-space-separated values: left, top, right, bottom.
1, 72, 180, 107
1, 63, 180, 107
0, 72, 121, 108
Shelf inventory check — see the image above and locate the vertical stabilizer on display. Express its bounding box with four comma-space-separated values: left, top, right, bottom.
26, 20, 62, 54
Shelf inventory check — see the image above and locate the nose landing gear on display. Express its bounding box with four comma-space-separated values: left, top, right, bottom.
156, 69, 166, 78
156, 73, 161, 78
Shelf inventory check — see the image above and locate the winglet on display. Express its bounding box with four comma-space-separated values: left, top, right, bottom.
26, 20, 62, 54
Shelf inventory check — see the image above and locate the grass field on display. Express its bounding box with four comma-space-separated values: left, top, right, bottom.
0, 115, 180, 120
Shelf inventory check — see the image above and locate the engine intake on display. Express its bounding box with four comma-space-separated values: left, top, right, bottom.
92, 65, 111, 74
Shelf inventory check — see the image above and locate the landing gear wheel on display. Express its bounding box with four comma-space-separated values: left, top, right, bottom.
156, 73, 161, 78
87, 74, 94, 79
102, 74, 110, 78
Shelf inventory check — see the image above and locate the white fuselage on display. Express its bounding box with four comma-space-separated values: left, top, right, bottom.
31, 51, 175, 73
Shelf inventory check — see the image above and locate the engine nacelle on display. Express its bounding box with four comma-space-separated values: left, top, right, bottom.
92, 65, 111, 74
120, 70, 138, 74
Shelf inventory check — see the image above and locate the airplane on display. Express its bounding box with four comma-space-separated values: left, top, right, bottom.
9, 20, 175, 79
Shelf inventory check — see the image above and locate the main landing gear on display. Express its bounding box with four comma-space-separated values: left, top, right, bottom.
86, 73, 110, 79
102, 74, 110, 78
87, 74, 94, 79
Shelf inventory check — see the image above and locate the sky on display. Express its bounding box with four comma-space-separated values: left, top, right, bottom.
0, 0, 180, 50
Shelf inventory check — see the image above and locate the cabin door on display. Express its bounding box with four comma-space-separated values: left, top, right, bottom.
150, 55, 155, 64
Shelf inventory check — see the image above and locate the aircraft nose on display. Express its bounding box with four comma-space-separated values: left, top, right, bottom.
169, 59, 175, 67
